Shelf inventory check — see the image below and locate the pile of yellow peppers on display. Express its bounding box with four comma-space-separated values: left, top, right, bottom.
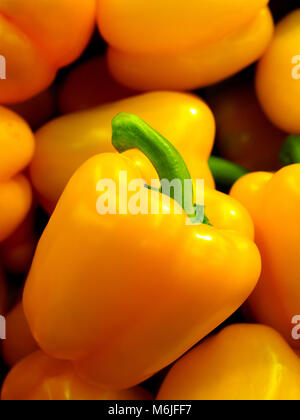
0, 0, 300, 401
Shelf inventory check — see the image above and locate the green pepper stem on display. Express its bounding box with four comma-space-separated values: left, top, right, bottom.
208, 156, 249, 189
280, 135, 300, 165
112, 113, 210, 225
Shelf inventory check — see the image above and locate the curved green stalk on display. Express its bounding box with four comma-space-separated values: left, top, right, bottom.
112, 113, 210, 225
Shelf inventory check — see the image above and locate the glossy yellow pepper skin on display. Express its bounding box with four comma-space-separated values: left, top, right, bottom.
256, 10, 300, 133
0, 107, 35, 242
30, 92, 215, 213
230, 165, 300, 347
99, 0, 270, 54
1, 351, 152, 401
97, 2, 273, 90
157, 324, 300, 400
24, 114, 260, 390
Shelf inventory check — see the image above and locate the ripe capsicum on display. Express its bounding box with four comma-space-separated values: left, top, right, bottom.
24, 114, 261, 390
0, 107, 34, 242
157, 324, 300, 400
30, 91, 216, 213
98, 1, 274, 91
0, 0, 96, 104
256, 9, 300, 133
230, 135, 300, 347
1, 351, 152, 401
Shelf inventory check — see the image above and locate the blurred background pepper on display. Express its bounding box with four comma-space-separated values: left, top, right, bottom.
98, 1, 273, 91
157, 324, 300, 400
230, 160, 300, 348
0, 0, 97, 103
0, 107, 34, 242
1, 351, 152, 401
256, 9, 300, 133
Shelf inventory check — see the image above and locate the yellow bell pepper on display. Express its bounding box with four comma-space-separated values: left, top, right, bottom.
1, 351, 152, 401
256, 9, 300, 133
30, 91, 215, 213
24, 114, 261, 390
0, 107, 35, 242
0, 0, 96, 104
97, 1, 274, 91
157, 324, 300, 400
230, 154, 300, 348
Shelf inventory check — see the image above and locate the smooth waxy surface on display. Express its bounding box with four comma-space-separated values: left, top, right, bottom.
98, 0, 269, 54
24, 152, 260, 389
157, 324, 300, 400
256, 9, 300, 133
231, 165, 300, 347
107, 8, 273, 91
